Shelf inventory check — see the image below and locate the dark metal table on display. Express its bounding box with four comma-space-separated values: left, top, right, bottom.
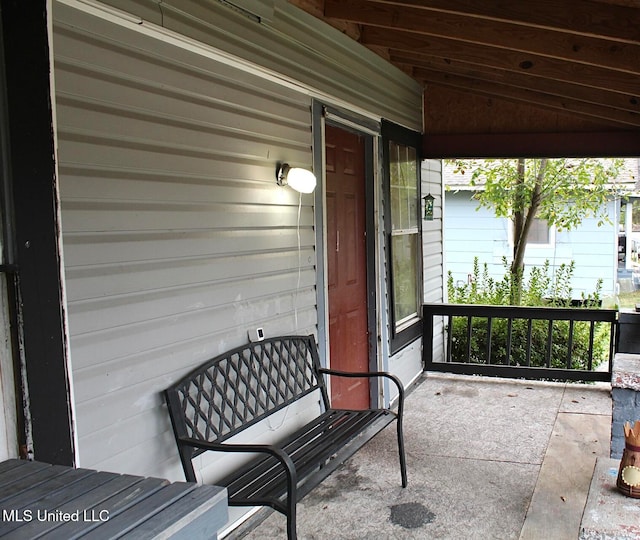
0, 459, 227, 539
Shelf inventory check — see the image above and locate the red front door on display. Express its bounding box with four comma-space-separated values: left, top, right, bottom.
326, 124, 370, 410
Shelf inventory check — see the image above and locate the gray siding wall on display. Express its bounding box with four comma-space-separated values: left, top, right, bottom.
54, 2, 316, 478
422, 159, 445, 364
53, 0, 424, 481
98, 0, 423, 132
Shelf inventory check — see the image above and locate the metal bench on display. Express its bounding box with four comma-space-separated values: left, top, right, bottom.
164, 334, 407, 540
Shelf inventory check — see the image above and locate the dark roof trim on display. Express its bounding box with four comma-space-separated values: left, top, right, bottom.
423, 131, 640, 159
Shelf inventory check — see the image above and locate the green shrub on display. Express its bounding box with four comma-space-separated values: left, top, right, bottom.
447, 258, 609, 370
447, 257, 602, 307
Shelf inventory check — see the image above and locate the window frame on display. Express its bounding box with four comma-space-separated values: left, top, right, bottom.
382, 120, 423, 354
508, 216, 555, 249
526, 217, 555, 247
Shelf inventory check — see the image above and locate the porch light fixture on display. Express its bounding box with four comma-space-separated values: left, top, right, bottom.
276, 163, 317, 193
423, 193, 435, 221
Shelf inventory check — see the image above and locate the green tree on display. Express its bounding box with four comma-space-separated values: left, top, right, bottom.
448, 158, 625, 304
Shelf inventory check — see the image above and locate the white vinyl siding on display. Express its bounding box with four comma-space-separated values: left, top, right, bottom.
421, 159, 445, 366
54, 2, 316, 479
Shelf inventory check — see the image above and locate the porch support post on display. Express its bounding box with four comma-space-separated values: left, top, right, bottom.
625, 200, 633, 271
0, 0, 74, 465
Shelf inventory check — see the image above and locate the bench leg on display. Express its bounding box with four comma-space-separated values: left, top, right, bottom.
286, 504, 297, 540
397, 419, 407, 488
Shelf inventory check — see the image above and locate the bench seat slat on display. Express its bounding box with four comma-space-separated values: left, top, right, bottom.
224, 409, 395, 503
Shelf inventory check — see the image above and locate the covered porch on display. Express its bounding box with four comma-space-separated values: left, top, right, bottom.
1, 1, 639, 538
238, 372, 618, 539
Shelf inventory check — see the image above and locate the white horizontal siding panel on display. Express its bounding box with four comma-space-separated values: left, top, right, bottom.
422, 159, 445, 369
68, 279, 317, 373
61, 229, 316, 270
65, 279, 318, 335
57, 111, 310, 165
58, 166, 290, 205
422, 229, 444, 246
53, 45, 313, 123
61, 199, 314, 232
71, 317, 318, 425
65, 248, 314, 301
388, 341, 422, 392
95, 0, 163, 25
80, 391, 321, 480
55, 134, 309, 179
52, 16, 314, 114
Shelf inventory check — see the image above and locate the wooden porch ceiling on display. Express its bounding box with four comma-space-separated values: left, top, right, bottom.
288, 0, 640, 157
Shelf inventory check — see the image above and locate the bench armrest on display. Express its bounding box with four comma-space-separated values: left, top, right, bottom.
177, 437, 298, 503
179, 437, 296, 468
317, 368, 405, 414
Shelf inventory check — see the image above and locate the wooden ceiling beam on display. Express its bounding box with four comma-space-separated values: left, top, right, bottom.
362, 27, 640, 96
292, 0, 640, 134
364, 0, 640, 44
415, 68, 640, 127
325, 0, 639, 74
390, 51, 640, 115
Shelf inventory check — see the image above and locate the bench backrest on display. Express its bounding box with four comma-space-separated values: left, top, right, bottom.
165, 335, 329, 453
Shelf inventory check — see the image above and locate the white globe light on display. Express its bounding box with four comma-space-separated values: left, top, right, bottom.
285, 167, 317, 193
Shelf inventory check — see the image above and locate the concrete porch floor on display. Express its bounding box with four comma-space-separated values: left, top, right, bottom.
236, 372, 613, 540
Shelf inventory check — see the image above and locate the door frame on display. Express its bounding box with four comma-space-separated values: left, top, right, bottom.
312, 101, 383, 406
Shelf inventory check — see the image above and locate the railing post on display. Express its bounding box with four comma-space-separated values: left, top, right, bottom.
422, 305, 434, 370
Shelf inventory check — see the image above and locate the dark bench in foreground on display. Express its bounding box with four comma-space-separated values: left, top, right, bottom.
164, 334, 407, 540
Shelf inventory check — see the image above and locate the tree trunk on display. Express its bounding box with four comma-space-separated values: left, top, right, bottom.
510, 159, 547, 304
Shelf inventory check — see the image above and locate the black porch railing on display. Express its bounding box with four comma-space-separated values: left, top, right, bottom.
422, 303, 618, 382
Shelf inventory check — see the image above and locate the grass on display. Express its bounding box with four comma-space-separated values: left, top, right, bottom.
618, 289, 640, 310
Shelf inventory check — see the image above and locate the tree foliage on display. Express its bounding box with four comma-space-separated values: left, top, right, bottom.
448, 157, 625, 304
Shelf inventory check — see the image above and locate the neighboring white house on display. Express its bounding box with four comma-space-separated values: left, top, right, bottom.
444, 159, 639, 301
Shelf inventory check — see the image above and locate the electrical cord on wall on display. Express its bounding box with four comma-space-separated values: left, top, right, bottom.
268, 192, 303, 432
294, 190, 303, 331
